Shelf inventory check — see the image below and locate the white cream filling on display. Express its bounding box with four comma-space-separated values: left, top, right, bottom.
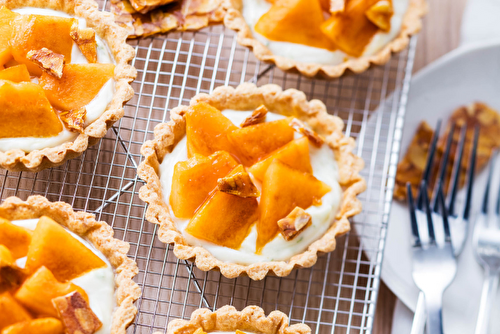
12, 218, 115, 334
0, 8, 115, 153
242, 0, 410, 65
159, 111, 342, 265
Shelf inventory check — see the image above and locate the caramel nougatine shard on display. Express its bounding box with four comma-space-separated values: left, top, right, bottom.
70, 21, 97, 63
289, 118, 324, 147
52, 291, 102, 334
277, 206, 312, 241
60, 108, 87, 133
394, 102, 500, 201
217, 171, 260, 198
240, 105, 268, 127
27, 48, 65, 78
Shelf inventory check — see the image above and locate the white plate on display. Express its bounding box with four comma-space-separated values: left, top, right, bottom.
366, 40, 500, 333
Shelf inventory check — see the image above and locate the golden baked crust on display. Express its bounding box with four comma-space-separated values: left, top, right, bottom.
166, 305, 311, 334
224, 0, 428, 78
110, 0, 231, 38
0, 195, 141, 334
0, 0, 136, 172
137, 83, 366, 280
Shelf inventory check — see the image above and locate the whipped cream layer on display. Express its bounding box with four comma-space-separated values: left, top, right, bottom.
159, 110, 342, 265
242, 0, 410, 65
0, 7, 115, 153
13, 218, 116, 334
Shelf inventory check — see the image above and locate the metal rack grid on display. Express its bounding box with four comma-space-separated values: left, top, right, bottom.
0, 3, 417, 333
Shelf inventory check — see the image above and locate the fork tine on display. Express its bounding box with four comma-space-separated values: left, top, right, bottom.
418, 119, 442, 209
407, 182, 421, 247
437, 180, 451, 240
432, 122, 456, 210
463, 126, 479, 219
448, 125, 467, 215
482, 146, 495, 215
421, 180, 436, 242
495, 152, 500, 215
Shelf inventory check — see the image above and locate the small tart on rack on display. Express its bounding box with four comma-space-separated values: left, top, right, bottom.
0, 195, 141, 334
110, 0, 231, 38
167, 305, 310, 334
224, 0, 427, 78
138, 83, 365, 280
0, 0, 136, 172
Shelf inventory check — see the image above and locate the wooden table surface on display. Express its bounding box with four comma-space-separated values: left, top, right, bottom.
372, 0, 468, 332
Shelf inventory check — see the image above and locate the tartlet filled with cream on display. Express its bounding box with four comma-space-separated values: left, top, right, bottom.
138, 83, 366, 280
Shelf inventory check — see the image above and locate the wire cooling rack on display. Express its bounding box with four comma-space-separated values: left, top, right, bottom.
0, 2, 417, 333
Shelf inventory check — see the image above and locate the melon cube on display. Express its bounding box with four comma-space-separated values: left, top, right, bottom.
320, 0, 380, 57
1, 318, 63, 334
25, 216, 106, 282
248, 137, 312, 181
170, 151, 239, 218
185, 166, 259, 249
38, 63, 115, 111
0, 80, 63, 139
10, 14, 75, 76
0, 64, 30, 83
14, 266, 88, 317
0, 292, 32, 331
257, 160, 331, 250
227, 118, 295, 166
185, 102, 238, 158
254, 0, 335, 50
0, 8, 18, 67
0, 218, 32, 259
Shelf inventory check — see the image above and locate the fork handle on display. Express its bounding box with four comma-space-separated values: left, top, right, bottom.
424, 293, 444, 334
411, 292, 426, 334
474, 268, 500, 334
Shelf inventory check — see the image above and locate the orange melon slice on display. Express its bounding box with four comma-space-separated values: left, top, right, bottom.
1, 318, 63, 334
39, 63, 115, 111
0, 64, 30, 83
0, 292, 32, 331
257, 160, 331, 250
25, 216, 106, 282
255, 0, 335, 50
0, 80, 63, 139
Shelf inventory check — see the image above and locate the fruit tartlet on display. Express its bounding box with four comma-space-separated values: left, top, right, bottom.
138, 83, 365, 280
0, 195, 141, 334
224, 0, 427, 78
167, 305, 310, 334
0, 0, 136, 172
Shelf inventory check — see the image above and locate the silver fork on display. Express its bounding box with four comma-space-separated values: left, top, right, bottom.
408, 122, 479, 334
473, 151, 500, 334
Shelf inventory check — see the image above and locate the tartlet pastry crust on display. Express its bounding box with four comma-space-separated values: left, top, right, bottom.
167, 305, 311, 334
0, 195, 141, 334
0, 0, 136, 172
224, 0, 428, 78
138, 83, 366, 280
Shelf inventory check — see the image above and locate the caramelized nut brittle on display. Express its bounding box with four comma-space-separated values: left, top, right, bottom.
277, 207, 312, 241
110, 0, 226, 38
52, 292, 102, 334
394, 102, 500, 201
129, 0, 176, 14
217, 167, 260, 198
70, 21, 97, 63
241, 105, 268, 127
289, 118, 324, 147
365, 0, 393, 32
329, 0, 345, 13
60, 108, 87, 133
26, 48, 65, 79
